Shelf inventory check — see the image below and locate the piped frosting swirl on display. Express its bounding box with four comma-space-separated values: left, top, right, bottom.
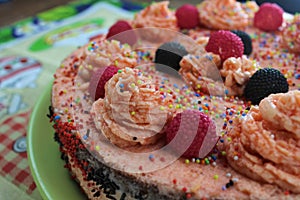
131, 1, 178, 41
78, 39, 137, 82
91, 67, 174, 147
225, 90, 300, 193
198, 0, 253, 30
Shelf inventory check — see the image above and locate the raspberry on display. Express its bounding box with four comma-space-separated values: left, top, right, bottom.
106, 20, 136, 46
175, 4, 200, 29
231, 30, 253, 56
254, 3, 283, 31
165, 110, 219, 158
89, 65, 118, 100
155, 42, 188, 71
244, 68, 289, 105
205, 30, 244, 62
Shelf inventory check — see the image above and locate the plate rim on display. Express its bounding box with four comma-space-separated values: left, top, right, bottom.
27, 82, 53, 200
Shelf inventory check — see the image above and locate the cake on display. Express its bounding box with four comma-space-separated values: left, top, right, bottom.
50, 0, 300, 199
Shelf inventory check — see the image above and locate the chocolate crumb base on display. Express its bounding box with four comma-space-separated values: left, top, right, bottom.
51, 108, 186, 200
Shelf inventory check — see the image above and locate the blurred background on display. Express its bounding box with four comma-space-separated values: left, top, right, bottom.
0, 0, 200, 27
0, 0, 299, 27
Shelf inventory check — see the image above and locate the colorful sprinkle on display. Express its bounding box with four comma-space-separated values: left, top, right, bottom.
149, 154, 155, 161
54, 115, 61, 121
213, 174, 219, 180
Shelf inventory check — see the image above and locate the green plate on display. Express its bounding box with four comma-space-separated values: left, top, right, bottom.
27, 83, 86, 200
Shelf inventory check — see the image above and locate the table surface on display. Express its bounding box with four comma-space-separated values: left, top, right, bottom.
0, 0, 200, 27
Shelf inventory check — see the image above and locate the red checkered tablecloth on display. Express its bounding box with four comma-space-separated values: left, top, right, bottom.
0, 111, 40, 198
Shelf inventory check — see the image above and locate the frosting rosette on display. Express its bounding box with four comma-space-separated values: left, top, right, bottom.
225, 90, 300, 193
78, 39, 137, 82
179, 52, 224, 95
198, 0, 251, 30
179, 52, 257, 96
131, 1, 178, 41
221, 56, 258, 96
282, 14, 300, 53
91, 67, 174, 148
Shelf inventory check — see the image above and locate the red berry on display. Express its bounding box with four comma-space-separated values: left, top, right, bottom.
175, 4, 200, 29
166, 110, 218, 158
106, 20, 136, 46
254, 3, 283, 31
89, 65, 118, 100
205, 30, 244, 62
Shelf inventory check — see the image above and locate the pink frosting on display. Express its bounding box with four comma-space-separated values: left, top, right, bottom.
198, 0, 255, 30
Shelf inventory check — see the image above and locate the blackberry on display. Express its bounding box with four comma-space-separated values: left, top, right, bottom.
244, 68, 289, 105
231, 30, 252, 55
154, 42, 188, 71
